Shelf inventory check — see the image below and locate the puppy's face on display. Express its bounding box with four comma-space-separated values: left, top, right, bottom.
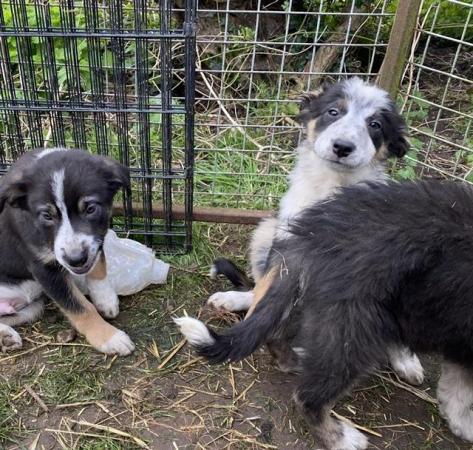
0, 148, 129, 275
297, 78, 409, 169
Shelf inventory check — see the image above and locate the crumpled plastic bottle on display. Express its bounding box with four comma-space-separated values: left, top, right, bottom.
74, 230, 170, 296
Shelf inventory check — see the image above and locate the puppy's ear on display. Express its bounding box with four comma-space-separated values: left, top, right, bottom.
296, 84, 327, 125
101, 157, 131, 194
382, 108, 410, 158
0, 175, 30, 213
388, 133, 409, 158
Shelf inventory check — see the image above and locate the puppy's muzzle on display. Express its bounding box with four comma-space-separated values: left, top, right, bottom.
63, 248, 88, 269
61, 243, 97, 275
332, 139, 355, 158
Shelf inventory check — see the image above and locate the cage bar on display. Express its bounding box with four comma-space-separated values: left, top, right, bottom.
0, 0, 197, 252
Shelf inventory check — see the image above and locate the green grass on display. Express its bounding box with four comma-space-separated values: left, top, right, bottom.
78, 439, 140, 450
0, 380, 20, 444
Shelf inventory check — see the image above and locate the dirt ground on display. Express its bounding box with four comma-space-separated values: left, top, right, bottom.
1, 224, 472, 450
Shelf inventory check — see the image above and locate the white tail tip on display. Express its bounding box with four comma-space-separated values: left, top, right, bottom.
209, 264, 218, 279
173, 317, 215, 346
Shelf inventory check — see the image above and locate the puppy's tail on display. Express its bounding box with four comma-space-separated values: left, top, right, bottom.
210, 257, 254, 290
174, 268, 297, 363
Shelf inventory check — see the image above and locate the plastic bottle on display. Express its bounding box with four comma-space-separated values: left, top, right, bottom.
74, 230, 170, 296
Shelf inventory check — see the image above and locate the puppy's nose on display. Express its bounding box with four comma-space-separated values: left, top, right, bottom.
333, 140, 355, 158
63, 249, 88, 268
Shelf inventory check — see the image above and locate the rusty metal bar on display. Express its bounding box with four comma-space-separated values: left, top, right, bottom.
113, 203, 273, 225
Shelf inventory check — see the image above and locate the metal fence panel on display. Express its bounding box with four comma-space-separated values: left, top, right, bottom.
397, 0, 472, 183
193, 0, 396, 210
193, 0, 472, 212
0, 0, 196, 252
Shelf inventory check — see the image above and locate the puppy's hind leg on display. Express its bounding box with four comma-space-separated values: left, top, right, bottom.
207, 290, 254, 312
388, 345, 424, 385
293, 300, 393, 449
249, 217, 278, 282
207, 217, 277, 312
295, 363, 368, 450
437, 361, 473, 442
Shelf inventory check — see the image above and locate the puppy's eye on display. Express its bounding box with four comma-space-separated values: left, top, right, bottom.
40, 211, 54, 221
327, 109, 339, 117
369, 121, 381, 130
85, 204, 97, 215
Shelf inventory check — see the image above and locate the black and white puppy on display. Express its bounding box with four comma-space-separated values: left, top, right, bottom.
0, 147, 134, 355
176, 180, 473, 449
208, 78, 423, 385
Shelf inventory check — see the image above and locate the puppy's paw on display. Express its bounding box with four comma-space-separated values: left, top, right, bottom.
439, 399, 473, 442
89, 282, 120, 319
95, 330, 135, 356
334, 423, 368, 450
390, 351, 424, 385
0, 325, 23, 352
207, 291, 253, 312
445, 413, 473, 443
94, 293, 120, 319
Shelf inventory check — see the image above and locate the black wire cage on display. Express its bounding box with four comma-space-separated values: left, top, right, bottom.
0, 0, 197, 253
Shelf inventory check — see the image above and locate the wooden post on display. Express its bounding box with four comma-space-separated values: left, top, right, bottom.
377, 0, 422, 97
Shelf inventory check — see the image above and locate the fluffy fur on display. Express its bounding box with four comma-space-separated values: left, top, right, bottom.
208, 78, 423, 385
0, 148, 134, 355
210, 78, 408, 298
177, 180, 473, 449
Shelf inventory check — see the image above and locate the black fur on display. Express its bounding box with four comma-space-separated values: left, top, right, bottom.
211, 257, 254, 290
192, 269, 298, 363
187, 180, 473, 447
0, 148, 129, 313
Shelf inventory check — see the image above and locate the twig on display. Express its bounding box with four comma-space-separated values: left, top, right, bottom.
196, 50, 264, 152
377, 373, 437, 404
332, 410, 382, 438
70, 420, 149, 449
25, 384, 49, 413
0, 343, 50, 363
55, 401, 97, 409
158, 339, 186, 369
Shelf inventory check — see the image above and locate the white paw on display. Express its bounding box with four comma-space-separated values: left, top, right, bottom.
334, 423, 368, 450
94, 294, 120, 319
0, 325, 23, 352
438, 401, 473, 442
88, 279, 120, 319
438, 397, 473, 442
207, 290, 253, 312
96, 330, 135, 356
390, 351, 424, 385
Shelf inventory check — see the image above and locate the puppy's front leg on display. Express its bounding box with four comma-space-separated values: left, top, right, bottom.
30, 264, 134, 356
86, 252, 119, 319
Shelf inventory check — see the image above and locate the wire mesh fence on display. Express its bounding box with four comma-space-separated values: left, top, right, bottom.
193, 0, 397, 210
0, 0, 196, 252
397, 0, 472, 183
0, 0, 471, 250
193, 0, 472, 211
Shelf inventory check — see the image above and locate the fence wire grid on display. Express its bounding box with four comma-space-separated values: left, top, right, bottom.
0, 0, 471, 251
193, 0, 472, 210
0, 0, 196, 252
398, 0, 472, 184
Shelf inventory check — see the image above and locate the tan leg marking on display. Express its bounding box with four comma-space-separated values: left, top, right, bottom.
61, 283, 134, 355
62, 285, 117, 346
88, 252, 107, 280
245, 267, 277, 319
